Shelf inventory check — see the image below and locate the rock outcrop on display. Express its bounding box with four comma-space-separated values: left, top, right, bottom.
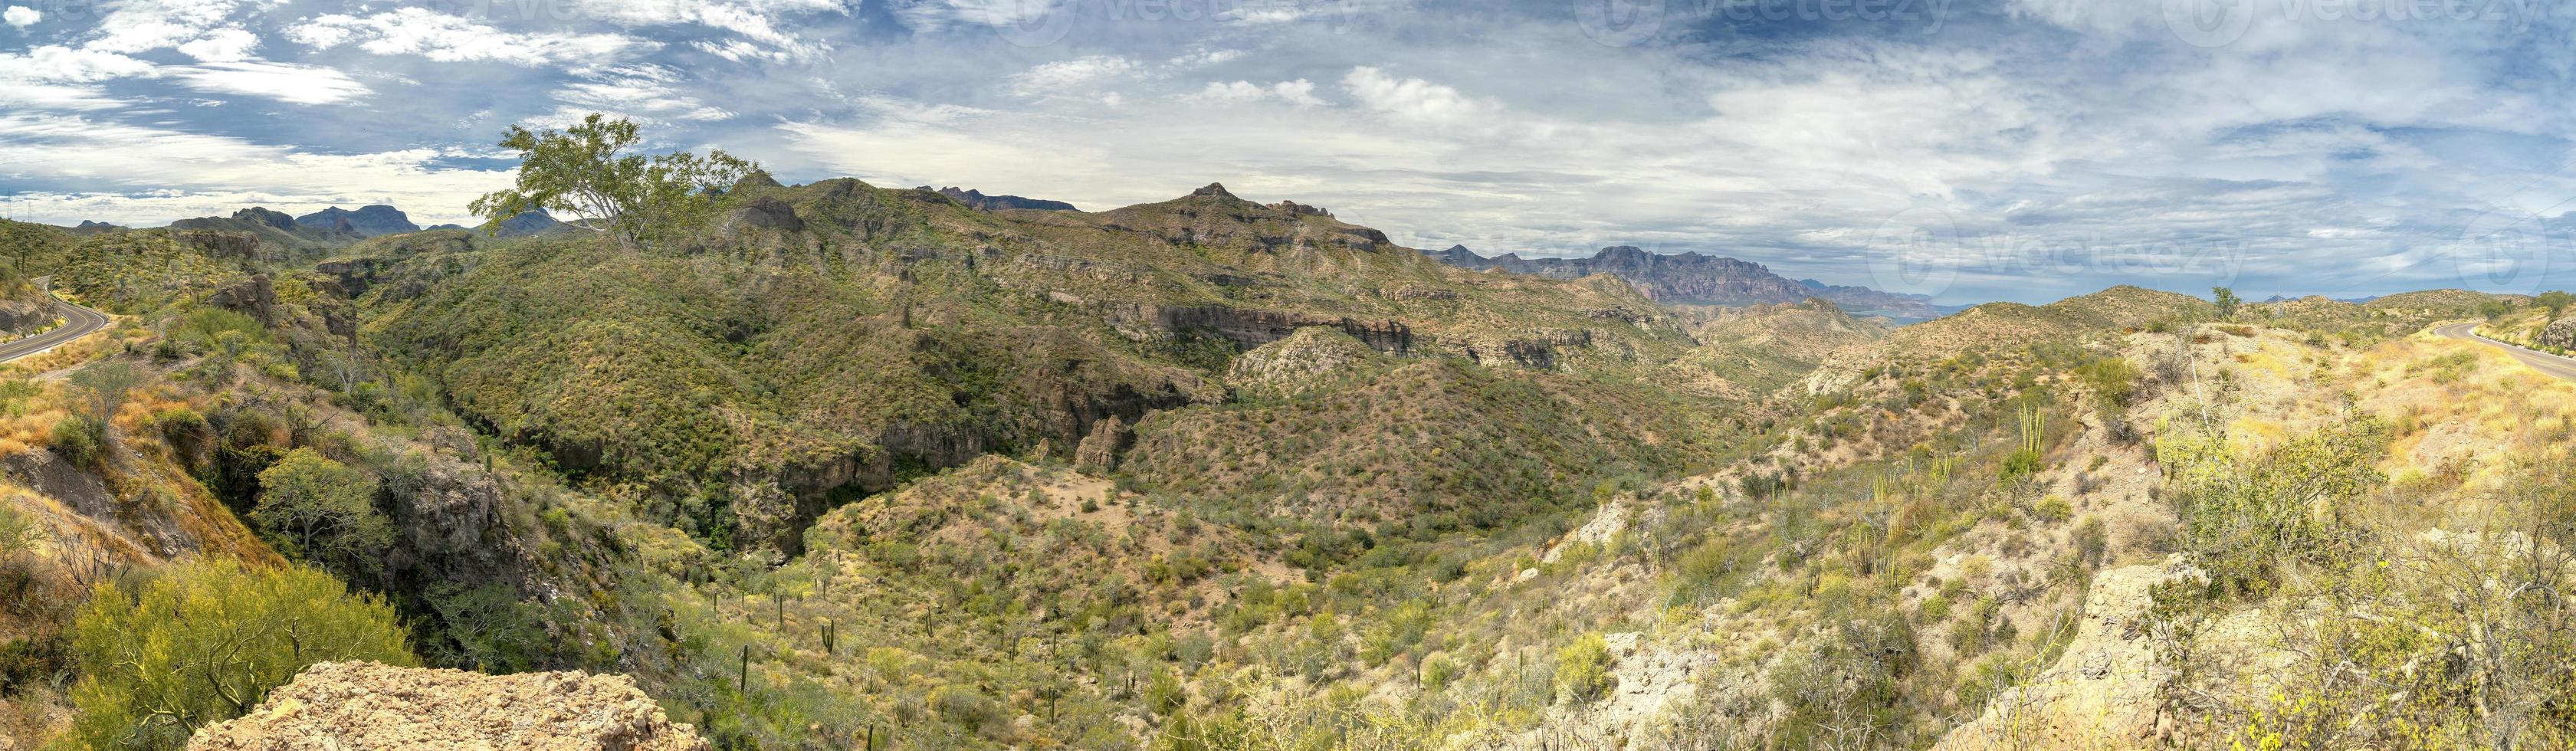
176, 229, 261, 259
0, 294, 53, 336
2540, 315, 2576, 351
724, 196, 805, 232
187, 661, 708, 750
206, 273, 277, 324
1074, 415, 1134, 472
1934, 560, 2195, 750
1225, 326, 1378, 397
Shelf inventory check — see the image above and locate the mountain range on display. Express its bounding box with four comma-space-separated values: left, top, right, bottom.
0, 166, 2560, 750
1423, 244, 1961, 320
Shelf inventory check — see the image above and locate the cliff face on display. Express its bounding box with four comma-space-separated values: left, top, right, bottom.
1426, 244, 1953, 320
1155, 304, 1413, 353
185, 662, 709, 751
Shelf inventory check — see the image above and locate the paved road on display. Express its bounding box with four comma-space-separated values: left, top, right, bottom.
2433, 321, 2576, 382
0, 277, 110, 364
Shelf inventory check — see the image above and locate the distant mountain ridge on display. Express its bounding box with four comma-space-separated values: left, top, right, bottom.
296, 205, 419, 238
930, 186, 1078, 212
1424, 244, 1958, 320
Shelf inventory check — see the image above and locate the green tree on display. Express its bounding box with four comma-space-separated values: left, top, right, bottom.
251, 448, 392, 582
64, 560, 414, 750
2212, 287, 2242, 320
469, 113, 759, 249
68, 359, 146, 420
2538, 290, 2574, 319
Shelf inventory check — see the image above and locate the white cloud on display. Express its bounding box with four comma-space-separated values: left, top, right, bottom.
2, 46, 155, 83
0, 113, 514, 226
1008, 56, 1140, 99
164, 61, 372, 105
1341, 67, 1495, 126
1272, 79, 1322, 107
552, 65, 733, 123
287, 8, 656, 66
176, 28, 261, 62
83, 0, 262, 54
1189, 79, 1323, 107
569, 0, 842, 62
3, 5, 38, 27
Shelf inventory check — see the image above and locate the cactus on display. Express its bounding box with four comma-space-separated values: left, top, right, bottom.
822, 618, 835, 655
738, 644, 749, 692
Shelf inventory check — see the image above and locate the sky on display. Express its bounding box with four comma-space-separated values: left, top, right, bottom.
2, 0, 2574, 303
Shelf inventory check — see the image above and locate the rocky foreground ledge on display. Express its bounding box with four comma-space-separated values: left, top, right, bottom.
185, 662, 709, 750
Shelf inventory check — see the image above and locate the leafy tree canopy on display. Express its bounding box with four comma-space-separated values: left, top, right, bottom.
468, 113, 759, 249
251, 448, 392, 583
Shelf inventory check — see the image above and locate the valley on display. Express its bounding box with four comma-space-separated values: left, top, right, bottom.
0, 122, 2571, 750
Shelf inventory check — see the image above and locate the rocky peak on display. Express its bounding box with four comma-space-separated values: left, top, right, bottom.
231, 206, 298, 231
1268, 199, 1332, 217
1192, 182, 1235, 198
296, 205, 420, 238
1422, 244, 1489, 265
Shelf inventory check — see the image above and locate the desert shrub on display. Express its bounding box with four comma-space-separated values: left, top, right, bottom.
49, 414, 104, 468
2159, 415, 2387, 594
2072, 517, 2110, 569
65, 560, 414, 750
2034, 496, 2072, 523
1419, 652, 1457, 690
1554, 632, 1615, 703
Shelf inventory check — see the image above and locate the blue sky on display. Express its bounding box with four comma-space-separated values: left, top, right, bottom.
2, 0, 2574, 303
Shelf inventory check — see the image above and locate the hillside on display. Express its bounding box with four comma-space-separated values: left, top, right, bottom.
363, 179, 1725, 552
